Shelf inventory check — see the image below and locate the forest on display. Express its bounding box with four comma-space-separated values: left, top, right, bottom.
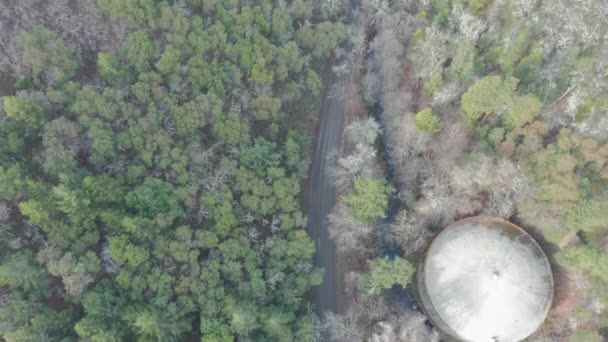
0, 0, 346, 340
1, 0, 608, 341
322, 0, 608, 341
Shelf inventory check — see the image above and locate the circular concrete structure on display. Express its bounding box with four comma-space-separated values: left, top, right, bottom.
417, 217, 553, 342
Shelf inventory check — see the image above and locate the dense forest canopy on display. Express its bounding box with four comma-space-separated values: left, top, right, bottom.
3, 0, 608, 341
0, 1, 348, 341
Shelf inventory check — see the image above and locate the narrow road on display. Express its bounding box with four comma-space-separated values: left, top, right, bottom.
307, 58, 348, 316
307, 0, 361, 324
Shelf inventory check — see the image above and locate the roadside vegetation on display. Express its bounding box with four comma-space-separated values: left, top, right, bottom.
0, 1, 347, 340
326, 0, 608, 340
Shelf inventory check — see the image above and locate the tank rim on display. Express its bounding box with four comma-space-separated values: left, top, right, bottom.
417, 216, 554, 342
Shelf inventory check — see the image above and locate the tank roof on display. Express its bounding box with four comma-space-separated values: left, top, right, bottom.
419, 217, 553, 342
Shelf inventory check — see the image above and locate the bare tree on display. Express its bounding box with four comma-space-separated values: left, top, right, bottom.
539, 0, 605, 53
432, 81, 462, 106
324, 296, 439, 342
383, 108, 431, 190
323, 297, 391, 342
0, 202, 10, 234
323, 308, 366, 342
327, 202, 374, 253
415, 170, 480, 227
331, 119, 382, 189
330, 145, 378, 190
450, 4, 487, 41
371, 310, 439, 342
370, 29, 405, 95
363, 70, 382, 104
428, 119, 470, 174
365, 0, 391, 28
345, 118, 381, 146
100, 240, 120, 274
408, 26, 450, 80
0, 0, 125, 78
390, 209, 432, 256
385, 0, 421, 38
451, 156, 532, 218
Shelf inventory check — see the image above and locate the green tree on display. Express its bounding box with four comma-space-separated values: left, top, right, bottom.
75, 281, 133, 341
464, 0, 492, 12
123, 30, 156, 73
306, 70, 322, 96
250, 57, 274, 85
224, 298, 260, 337
42, 117, 80, 176
414, 108, 441, 133
483, 126, 506, 150
20, 181, 100, 253
461, 75, 518, 125
0, 297, 38, 338
494, 26, 532, 73
0, 251, 49, 296
513, 44, 544, 91
250, 96, 282, 121
447, 41, 477, 82
356, 256, 415, 296
556, 245, 608, 282
297, 22, 347, 58
271, 8, 292, 41
570, 329, 602, 342
564, 200, 608, 233
125, 177, 182, 225
261, 307, 295, 341
97, 52, 123, 83
278, 41, 304, 74
201, 190, 238, 238
173, 94, 220, 138
344, 177, 394, 224
132, 305, 192, 341
240, 138, 281, 176
3, 95, 46, 129
423, 73, 443, 98
0, 121, 26, 155
502, 94, 543, 129
155, 45, 181, 76
313, 22, 347, 58
83, 175, 127, 205
431, 0, 451, 26
86, 119, 117, 165
108, 235, 149, 268
18, 25, 79, 84
291, 0, 310, 19
213, 112, 250, 145
284, 130, 310, 172
42, 250, 101, 296
0, 296, 76, 342
0, 163, 30, 201
52, 184, 96, 227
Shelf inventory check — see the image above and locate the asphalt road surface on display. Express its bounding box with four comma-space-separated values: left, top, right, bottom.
307, 58, 348, 317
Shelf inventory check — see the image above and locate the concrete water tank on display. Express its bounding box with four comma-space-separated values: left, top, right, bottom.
416, 216, 553, 342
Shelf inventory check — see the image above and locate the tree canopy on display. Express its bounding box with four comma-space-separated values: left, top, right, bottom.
345, 177, 394, 224
0, 0, 346, 340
